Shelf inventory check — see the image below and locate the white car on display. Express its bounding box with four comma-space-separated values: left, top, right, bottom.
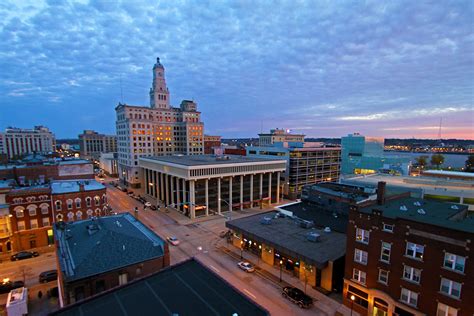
237, 261, 255, 273
167, 236, 180, 246
144, 202, 152, 208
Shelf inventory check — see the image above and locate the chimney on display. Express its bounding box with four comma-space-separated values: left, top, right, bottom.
78, 182, 85, 192
377, 181, 386, 205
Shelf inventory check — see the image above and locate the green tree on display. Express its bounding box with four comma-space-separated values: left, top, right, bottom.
465, 155, 474, 172
430, 154, 445, 169
415, 156, 428, 169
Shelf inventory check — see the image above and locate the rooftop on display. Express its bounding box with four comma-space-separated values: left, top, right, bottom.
422, 169, 474, 179
226, 210, 346, 268
141, 154, 285, 166
57, 159, 91, 165
360, 197, 474, 233
54, 214, 166, 282
52, 259, 269, 316
51, 180, 105, 194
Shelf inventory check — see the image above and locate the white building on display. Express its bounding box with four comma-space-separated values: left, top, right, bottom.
116, 58, 204, 188
0, 126, 55, 159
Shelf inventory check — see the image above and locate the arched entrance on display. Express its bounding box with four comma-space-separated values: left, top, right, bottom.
373, 297, 389, 316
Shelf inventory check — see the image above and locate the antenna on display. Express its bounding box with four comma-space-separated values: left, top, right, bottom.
120, 74, 124, 103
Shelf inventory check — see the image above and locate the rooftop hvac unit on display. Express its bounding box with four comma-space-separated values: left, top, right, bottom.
307, 231, 321, 242
299, 220, 314, 229
400, 205, 408, 211
451, 205, 459, 210
417, 208, 426, 215
413, 201, 421, 206
260, 216, 272, 225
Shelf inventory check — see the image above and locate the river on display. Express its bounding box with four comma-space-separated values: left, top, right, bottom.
383, 152, 470, 169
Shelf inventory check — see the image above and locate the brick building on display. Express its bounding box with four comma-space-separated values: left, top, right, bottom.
203, 135, 221, 154
344, 182, 474, 316
54, 213, 170, 306
51, 180, 107, 222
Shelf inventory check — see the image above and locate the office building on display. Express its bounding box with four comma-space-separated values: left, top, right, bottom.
344, 182, 473, 316
140, 155, 286, 219
116, 58, 204, 188
99, 152, 118, 176
0, 126, 55, 159
54, 213, 170, 306
258, 128, 305, 146
78, 130, 117, 160
203, 135, 221, 154
341, 133, 411, 175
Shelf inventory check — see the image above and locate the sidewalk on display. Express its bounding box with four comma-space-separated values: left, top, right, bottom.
219, 241, 359, 316
0, 244, 55, 262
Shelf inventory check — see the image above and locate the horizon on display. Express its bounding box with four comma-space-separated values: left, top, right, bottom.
1, 1, 473, 139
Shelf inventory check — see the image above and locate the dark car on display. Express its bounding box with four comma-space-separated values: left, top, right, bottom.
10, 251, 39, 261
0, 280, 24, 294
39, 270, 58, 283
282, 286, 313, 308
150, 205, 157, 211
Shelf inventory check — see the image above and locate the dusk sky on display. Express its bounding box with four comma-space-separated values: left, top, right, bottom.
1, 0, 473, 139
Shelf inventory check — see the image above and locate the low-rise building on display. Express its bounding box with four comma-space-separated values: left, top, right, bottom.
99, 152, 118, 176
54, 213, 170, 306
140, 155, 286, 219
203, 135, 221, 154
78, 130, 117, 160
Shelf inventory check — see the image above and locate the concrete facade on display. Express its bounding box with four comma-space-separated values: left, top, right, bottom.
0, 126, 55, 159
78, 130, 116, 160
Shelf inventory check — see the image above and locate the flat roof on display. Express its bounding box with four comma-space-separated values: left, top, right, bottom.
360, 197, 473, 233
51, 180, 105, 194
226, 211, 346, 268
51, 259, 269, 316
142, 154, 285, 166
54, 214, 166, 282
422, 170, 474, 178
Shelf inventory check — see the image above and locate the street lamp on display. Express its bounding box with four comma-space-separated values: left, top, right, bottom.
219, 198, 232, 220
279, 260, 283, 282
240, 240, 244, 259
350, 294, 355, 316
257, 244, 262, 267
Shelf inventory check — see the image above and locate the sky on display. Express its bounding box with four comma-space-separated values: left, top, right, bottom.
0, 0, 473, 139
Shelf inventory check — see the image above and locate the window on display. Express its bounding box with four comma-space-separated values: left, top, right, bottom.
55, 201, 62, 211
354, 249, 368, 265
28, 206, 37, 216
94, 196, 100, 206
400, 288, 418, 306
406, 242, 424, 260
380, 242, 391, 263
75, 199, 81, 208
67, 212, 75, 221
40, 205, 49, 215
86, 197, 92, 207
440, 278, 462, 298
353, 269, 366, 285
403, 266, 421, 283
67, 199, 73, 210
42, 217, 50, 227
355, 228, 370, 244
118, 273, 128, 286
437, 302, 458, 316
76, 211, 83, 220
378, 269, 389, 285
16, 209, 24, 218
383, 223, 394, 232
30, 219, 38, 229
17, 221, 26, 231
443, 253, 465, 273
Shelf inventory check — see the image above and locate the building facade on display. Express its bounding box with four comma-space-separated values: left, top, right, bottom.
0, 126, 55, 159
78, 130, 117, 160
344, 183, 474, 316
99, 152, 118, 176
204, 135, 221, 154
140, 155, 286, 219
116, 58, 204, 188
258, 128, 305, 146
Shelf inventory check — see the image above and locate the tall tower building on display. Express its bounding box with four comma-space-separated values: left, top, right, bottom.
116, 58, 204, 188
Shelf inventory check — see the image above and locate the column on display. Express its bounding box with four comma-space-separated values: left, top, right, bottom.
259, 173, 263, 203
268, 173, 272, 203
170, 177, 175, 207
250, 174, 254, 208
189, 180, 196, 219
228, 176, 233, 212
217, 178, 221, 215
160, 173, 164, 203
165, 174, 169, 206
276, 171, 281, 203
153, 171, 157, 198
176, 177, 181, 212
240, 175, 244, 210
182, 179, 186, 212
145, 169, 149, 195
205, 179, 209, 216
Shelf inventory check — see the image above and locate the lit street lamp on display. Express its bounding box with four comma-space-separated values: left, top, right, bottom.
279, 260, 283, 282
350, 294, 355, 316
240, 240, 244, 259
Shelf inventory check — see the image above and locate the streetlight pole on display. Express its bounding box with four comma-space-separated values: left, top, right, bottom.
240, 240, 244, 259
350, 295, 355, 316
219, 198, 231, 220
279, 260, 283, 282
257, 245, 261, 267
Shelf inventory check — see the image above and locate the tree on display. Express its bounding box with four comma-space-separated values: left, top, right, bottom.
415, 156, 428, 169
466, 155, 474, 172
430, 154, 445, 169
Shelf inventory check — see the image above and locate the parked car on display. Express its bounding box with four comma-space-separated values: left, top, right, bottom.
282, 286, 313, 308
10, 251, 39, 261
144, 202, 152, 208
150, 205, 157, 211
166, 236, 180, 246
237, 261, 255, 273
0, 279, 24, 294
39, 270, 58, 283
127, 191, 134, 196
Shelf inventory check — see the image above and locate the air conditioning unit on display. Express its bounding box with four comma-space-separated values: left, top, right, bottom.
307, 231, 320, 242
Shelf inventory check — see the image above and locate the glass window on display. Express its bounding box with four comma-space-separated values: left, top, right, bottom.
382, 223, 394, 232
406, 242, 424, 260
400, 288, 418, 306
380, 242, 391, 263
75, 199, 81, 208
41, 205, 49, 214
28, 207, 37, 216
17, 221, 26, 231
42, 217, 50, 227
436, 302, 458, 316
440, 278, 462, 298
378, 269, 389, 284
16, 209, 24, 218
86, 198, 92, 207
119, 273, 128, 286
67, 199, 73, 210
354, 249, 368, 265
355, 228, 370, 244
353, 268, 366, 285
30, 219, 38, 229
443, 253, 465, 273
403, 265, 421, 283
55, 201, 62, 211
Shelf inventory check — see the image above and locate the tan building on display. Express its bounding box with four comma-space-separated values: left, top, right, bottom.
78, 130, 116, 160
116, 58, 204, 188
258, 128, 305, 146
0, 126, 55, 159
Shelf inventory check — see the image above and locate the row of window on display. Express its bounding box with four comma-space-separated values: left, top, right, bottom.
55, 196, 105, 211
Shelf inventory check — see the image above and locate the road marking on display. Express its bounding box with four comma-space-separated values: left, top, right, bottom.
209, 265, 220, 273
243, 289, 256, 299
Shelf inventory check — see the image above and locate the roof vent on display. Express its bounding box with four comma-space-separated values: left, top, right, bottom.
417, 208, 426, 215
260, 216, 272, 225
413, 201, 421, 206
451, 205, 459, 210
307, 231, 321, 242
116, 220, 122, 227
324, 227, 331, 233
400, 205, 408, 211
298, 219, 314, 229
